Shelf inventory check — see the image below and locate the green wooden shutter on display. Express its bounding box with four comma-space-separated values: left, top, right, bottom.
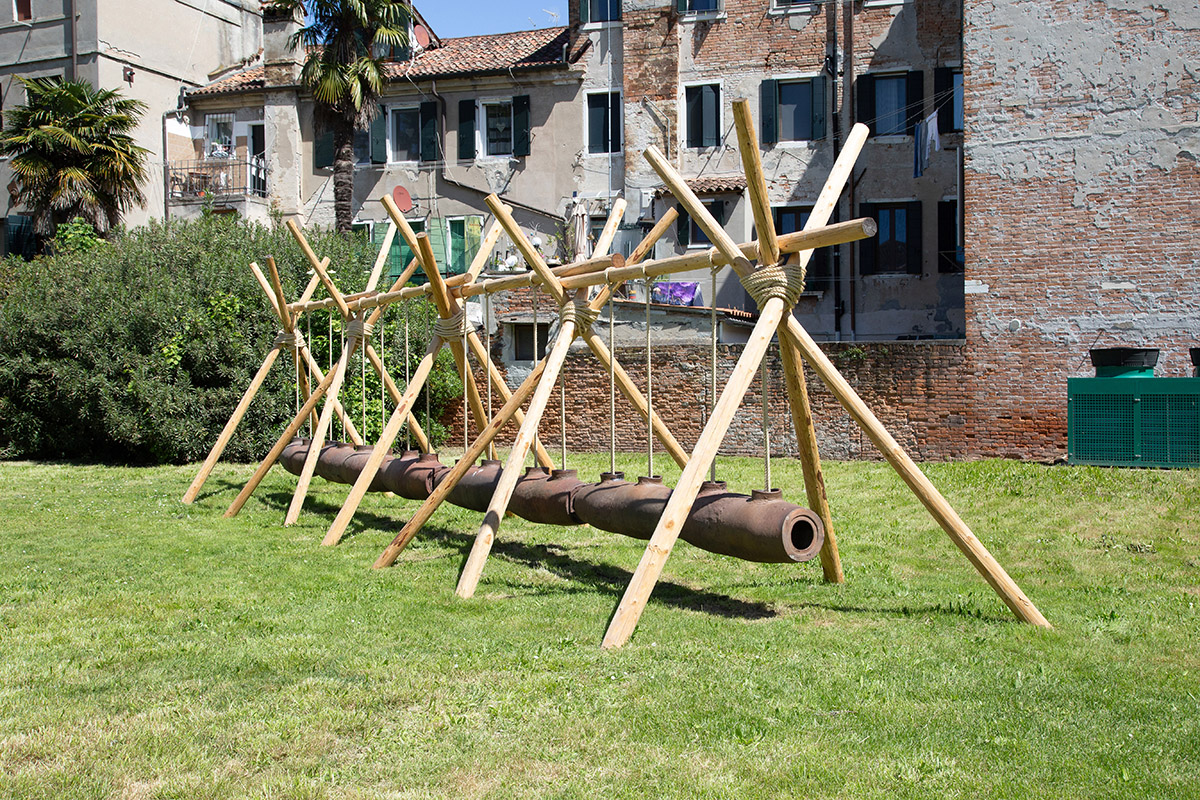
580, 0, 590, 24
465, 216, 482, 270
370, 111, 387, 164
760, 79, 778, 145
811, 74, 827, 140
905, 200, 923, 275
937, 199, 962, 273
314, 128, 334, 169
685, 87, 700, 148
934, 67, 953, 133
458, 99, 476, 160
856, 74, 875, 135
419, 101, 438, 162
513, 94, 531, 157
676, 205, 690, 247
677, 0, 688, 12
702, 84, 719, 147
906, 71, 925, 136
710, 199, 725, 226
427, 218, 448, 273
858, 202, 877, 275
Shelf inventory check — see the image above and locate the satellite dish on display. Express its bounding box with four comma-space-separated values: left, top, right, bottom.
413, 24, 431, 48
392, 185, 414, 213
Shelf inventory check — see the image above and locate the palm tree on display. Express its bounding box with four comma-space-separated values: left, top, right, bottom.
269, 0, 409, 234
0, 77, 148, 238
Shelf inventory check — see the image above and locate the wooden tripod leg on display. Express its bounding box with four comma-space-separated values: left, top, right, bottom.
285, 335, 360, 525
363, 343, 431, 453
578, 327, 689, 470
183, 346, 284, 504
456, 318, 579, 599
294, 347, 320, 434
224, 351, 344, 518
448, 339, 490, 443
779, 336, 843, 583
465, 330, 553, 468
780, 317, 1052, 627
322, 336, 444, 546
603, 298, 787, 649
373, 357, 548, 568
298, 344, 363, 446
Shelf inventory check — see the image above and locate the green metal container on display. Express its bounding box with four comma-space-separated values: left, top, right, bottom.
1068, 377, 1200, 468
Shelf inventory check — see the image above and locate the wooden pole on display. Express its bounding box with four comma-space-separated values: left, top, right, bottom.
603, 298, 787, 647
320, 334, 443, 546
372, 358, 548, 568
365, 222, 397, 292
363, 343, 431, 453
182, 346, 283, 504
456, 315, 578, 598
731, 98, 843, 582
298, 344, 363, 446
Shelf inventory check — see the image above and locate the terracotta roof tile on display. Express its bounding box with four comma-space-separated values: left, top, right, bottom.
654, 175, 748, 198
190, 65, 265, 97
189, 27, 570, 98
387, 26, 569, 79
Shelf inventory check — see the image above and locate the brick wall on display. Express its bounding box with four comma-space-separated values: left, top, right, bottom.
442, 338, 990, 464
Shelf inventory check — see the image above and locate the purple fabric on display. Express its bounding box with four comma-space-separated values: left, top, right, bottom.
652, 281, 699, 306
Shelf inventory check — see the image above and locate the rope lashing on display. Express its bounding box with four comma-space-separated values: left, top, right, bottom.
274, 329, 306, 349
558, 299, 600, 332
345, 319, 376, 340
432, 310, 470, 340
738, 261, 808, 308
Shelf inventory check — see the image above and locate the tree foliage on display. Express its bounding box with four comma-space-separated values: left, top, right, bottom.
0, 216, 459, 463
267, 0, 409, 233
0, 77, 149, 238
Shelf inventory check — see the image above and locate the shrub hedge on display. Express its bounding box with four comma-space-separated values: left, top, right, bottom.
0, 215, 460, 463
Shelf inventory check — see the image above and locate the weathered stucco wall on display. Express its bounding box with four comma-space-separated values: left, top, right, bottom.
962, 0, 1200, 458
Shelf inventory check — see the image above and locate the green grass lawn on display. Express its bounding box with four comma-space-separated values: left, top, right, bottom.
1, 452, 1197, 799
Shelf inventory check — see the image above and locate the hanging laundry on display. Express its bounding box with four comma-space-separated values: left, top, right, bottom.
914, 110, 942, 178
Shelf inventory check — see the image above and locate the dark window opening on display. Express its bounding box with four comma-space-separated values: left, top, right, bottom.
513, 322, 551, 361
16, 0, 31, 21
587, 92, 621, 154
857, 72, 924, 137
859, 201, 923, 275
581, 0, 621, 23
937, 199, 964, 273
685, 84, 720, 148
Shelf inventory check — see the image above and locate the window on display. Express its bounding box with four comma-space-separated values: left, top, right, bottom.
937, 199, 963, 273
772, 0, 812, 8
760, 76, 826, 144
773, 206, 832, 289
484, 101, 513, 156
390, 107, 420, 162
580, 0, 620, 23
206, 113, 234, 158
587, 92, 621, 154
935, 68, 964, 133
856, 72, 924, 137
15, 0, 31, 21
685, 84, 720, 148
676, 199, 725, 248
458, 97, 529, 160
447, 217, 483, 274
513, 322, 550, 361
859, 202, 922, 275
677, 0, 720, 12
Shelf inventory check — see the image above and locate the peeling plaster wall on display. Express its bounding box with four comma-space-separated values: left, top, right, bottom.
963, 0, 1200, 458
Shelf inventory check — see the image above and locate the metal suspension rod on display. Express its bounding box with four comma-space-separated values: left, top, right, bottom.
762, 359, 771, 491
533, 286, 540, 466
463, 305, 469, 454
379, 317, 385, 432
710, 267, 718, 483
404, 311, 411, 450
645, 279, 653, 478
609, 293, 616, 475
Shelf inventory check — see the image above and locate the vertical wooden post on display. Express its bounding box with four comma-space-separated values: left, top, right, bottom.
732, 98, 844, 582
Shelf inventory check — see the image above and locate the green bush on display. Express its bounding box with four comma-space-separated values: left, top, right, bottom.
0, 215, 460, 463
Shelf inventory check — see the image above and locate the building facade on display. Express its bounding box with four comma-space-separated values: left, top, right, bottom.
0, 0, 262, 253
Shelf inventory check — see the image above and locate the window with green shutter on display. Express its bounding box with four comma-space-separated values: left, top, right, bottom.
857, 71, 924, 137
676, 198, 725, 248
458, 99, 476, 160
761, 76, 826, 144
386, 219, 424, 282
685, 84, 720, 148
587, 91, 621, 154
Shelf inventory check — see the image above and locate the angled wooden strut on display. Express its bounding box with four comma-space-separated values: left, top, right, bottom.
282, 220, 432, 525
602, 125, 1049, 649
182, 257, 364, 504
319, 195, 555, 546
222, 228, 429, 519
731, 98, 843, 584
372, 203, 682, 569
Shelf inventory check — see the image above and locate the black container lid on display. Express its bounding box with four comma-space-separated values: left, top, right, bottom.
1089, 347, 1159, 368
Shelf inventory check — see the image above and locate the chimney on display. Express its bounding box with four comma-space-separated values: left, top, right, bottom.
263, 4, 303, 87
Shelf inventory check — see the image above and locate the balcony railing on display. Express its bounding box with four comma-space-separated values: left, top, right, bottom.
167, 157, 267, 202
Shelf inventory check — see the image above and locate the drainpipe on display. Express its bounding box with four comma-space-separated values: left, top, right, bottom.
70, 0, 78, 80
161, 109, 172, 222
843, 0, 857, 340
